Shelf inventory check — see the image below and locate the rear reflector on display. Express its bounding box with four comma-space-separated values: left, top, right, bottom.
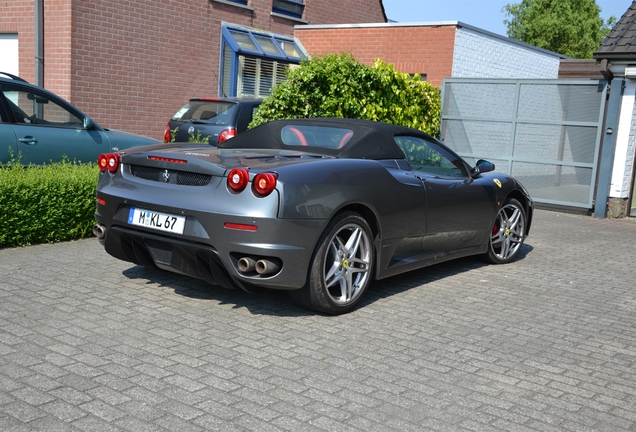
97, 198, 106, 206
224, 222, 258, 231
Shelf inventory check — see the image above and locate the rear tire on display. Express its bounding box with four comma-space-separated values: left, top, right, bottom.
484, 198, 526, 264
289, 212, 374, 315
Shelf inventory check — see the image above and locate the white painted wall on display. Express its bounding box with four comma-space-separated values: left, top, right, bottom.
610, 79, 636, 198
452, 27, 561, 79
0, 34, 19, 76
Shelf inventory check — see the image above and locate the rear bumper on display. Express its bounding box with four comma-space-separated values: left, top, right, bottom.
97, 204, 328, 291
104, 226, 240, 289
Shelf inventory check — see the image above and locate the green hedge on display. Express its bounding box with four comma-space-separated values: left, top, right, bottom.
0, 161, 99, 248
250, 53, 442, 137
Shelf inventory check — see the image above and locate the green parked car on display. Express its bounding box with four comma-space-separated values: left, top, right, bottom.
0, 72, 158, 165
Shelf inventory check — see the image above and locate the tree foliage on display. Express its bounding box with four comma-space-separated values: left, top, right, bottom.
250, 53, 441, 137
503, 0, 617, 59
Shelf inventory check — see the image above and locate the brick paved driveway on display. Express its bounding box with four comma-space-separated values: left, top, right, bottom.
1, 209, 636, 431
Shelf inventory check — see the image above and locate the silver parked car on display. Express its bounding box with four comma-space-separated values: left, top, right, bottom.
95, 118, 533, 315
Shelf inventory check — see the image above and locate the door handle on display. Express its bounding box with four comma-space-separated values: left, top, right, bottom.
18, 137, 37, 145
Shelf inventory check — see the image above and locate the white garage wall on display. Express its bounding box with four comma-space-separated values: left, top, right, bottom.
0, 34, 19, 76
452, 26, 561, 79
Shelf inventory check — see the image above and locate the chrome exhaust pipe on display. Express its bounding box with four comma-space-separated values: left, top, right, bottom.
238, 257, 256, 273
255, 259, 280, 276
92, 224, 106, 239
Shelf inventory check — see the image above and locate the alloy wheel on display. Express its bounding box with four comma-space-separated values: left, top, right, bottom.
323, 223, 372, 305
490, 202, 525, 261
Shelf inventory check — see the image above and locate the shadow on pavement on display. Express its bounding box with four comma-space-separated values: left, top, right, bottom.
122, 243, 533, 316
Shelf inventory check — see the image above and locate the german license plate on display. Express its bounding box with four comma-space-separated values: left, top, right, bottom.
128, 207, 186, 234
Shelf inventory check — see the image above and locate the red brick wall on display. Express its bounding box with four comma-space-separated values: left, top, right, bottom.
306, 0, 386, 24
296, 24, 457, 86
2, 0, 385, 141
70, 0, 252, 140
47, 0, 73, 100
0, 0, 72, 96
0, 0, 34, 82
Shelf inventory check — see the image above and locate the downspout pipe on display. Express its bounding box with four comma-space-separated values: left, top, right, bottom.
594, 77, 624, 218
35, 0, 44, 87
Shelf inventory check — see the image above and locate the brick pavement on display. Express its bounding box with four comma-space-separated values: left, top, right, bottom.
1, 209, 636, 431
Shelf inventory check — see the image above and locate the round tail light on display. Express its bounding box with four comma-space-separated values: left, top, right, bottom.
98, 153, 120, 173
108, 153, 121, 173
98, 154, 109, 172
227, 168, 249, 192
253, 172, 278, 197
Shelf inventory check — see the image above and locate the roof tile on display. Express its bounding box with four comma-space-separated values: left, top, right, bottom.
594, 1, 636, 59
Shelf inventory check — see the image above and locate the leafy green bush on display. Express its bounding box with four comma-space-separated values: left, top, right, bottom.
250, 53, 441, 137
0, 160, 99, 247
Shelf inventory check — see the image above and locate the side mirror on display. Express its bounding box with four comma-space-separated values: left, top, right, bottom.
83, 117, 93, 130
474, 159, 495, 174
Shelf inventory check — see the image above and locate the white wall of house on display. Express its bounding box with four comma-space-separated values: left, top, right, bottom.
0, 34, 19, 76
452, 26, 561, 79
610, 79, 636, 199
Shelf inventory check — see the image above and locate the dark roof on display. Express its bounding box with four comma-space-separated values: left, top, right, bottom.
378, 0, 387, 22
219, 118, 430, 160
594, 1, 636, 61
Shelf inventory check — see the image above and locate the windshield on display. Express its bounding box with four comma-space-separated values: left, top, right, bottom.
171, 101, 238, 125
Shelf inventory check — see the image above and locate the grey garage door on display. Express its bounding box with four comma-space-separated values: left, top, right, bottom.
440, 79, 607, 209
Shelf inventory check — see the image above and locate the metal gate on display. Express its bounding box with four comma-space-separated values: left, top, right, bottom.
440, 79, 607, 209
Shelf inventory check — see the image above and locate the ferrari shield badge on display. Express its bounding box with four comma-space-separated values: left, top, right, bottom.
494, 179, 502, 188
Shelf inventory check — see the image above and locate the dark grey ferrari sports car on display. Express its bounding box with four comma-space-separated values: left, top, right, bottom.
94, 118, 533, 314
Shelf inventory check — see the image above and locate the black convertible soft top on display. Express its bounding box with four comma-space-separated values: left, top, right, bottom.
219, 118, 435, 160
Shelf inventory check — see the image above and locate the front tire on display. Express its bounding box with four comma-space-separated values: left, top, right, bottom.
484, 198, 526, 264
290, 212, 374, 315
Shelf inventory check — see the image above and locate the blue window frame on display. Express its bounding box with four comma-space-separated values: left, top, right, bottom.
223, 27, 304, 61
272, 0, 305, 19
225, 0, 248, 4
220, 26, 307, 97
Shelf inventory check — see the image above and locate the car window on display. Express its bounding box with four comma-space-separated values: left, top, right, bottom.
250, 106, 259, 122
280, 125, 354, 149
1, 86, 83, 127
394, 135, 466, 177
171, 101, 238, 125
